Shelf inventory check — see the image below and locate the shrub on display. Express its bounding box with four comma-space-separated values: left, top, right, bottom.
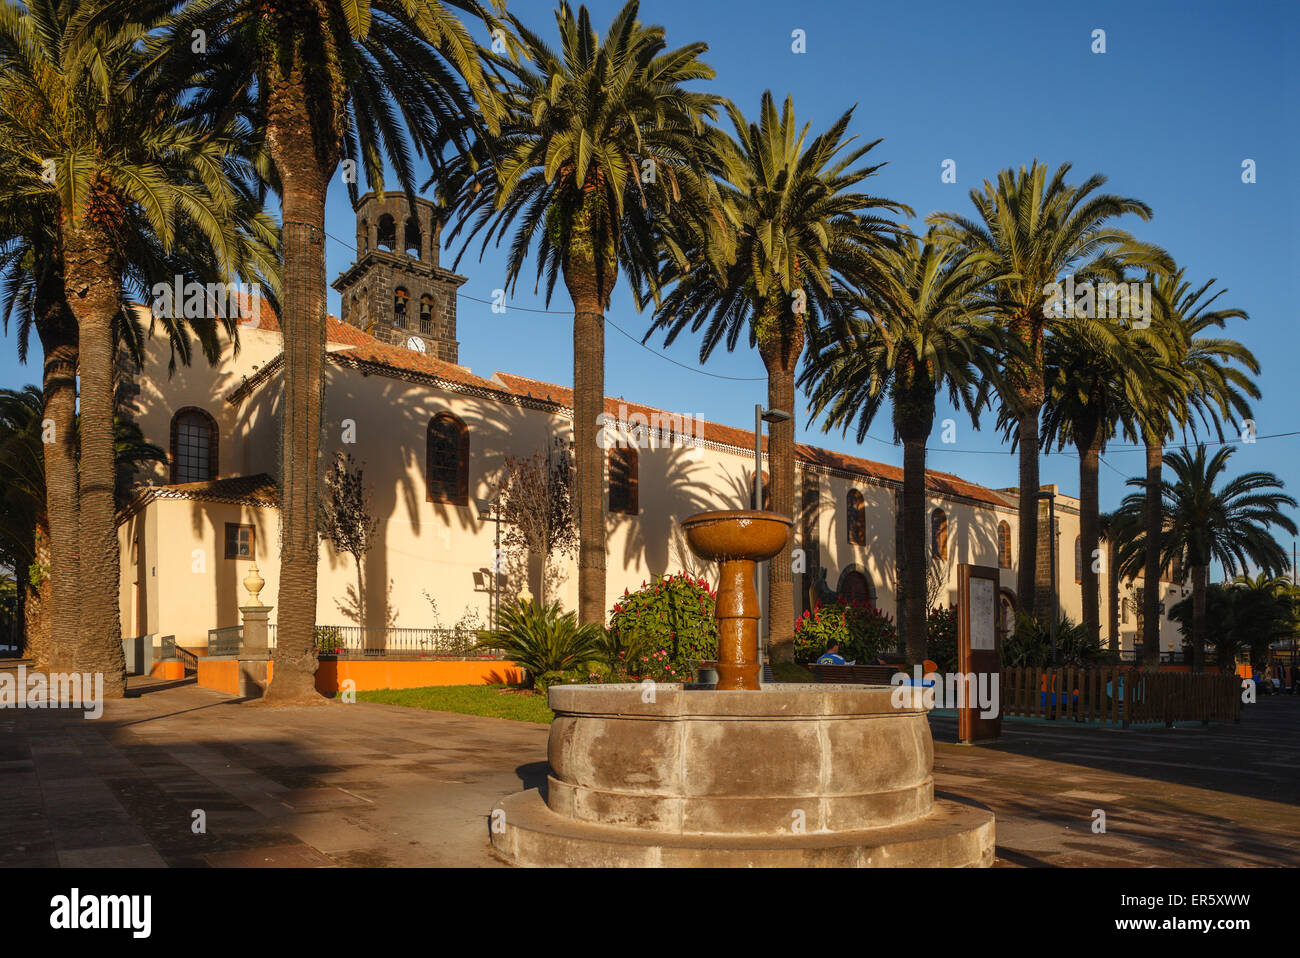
314, 626, 343, 655
794, 599, 897, 663
926, 605, 958, 672
474, 599, 605, 688
607, 573, 718, 679
1001, 612, 1102, 668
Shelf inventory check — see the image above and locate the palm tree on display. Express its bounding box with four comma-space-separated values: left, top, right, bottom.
930, 161, 1168, 621
1116, 444, 1296, 672
799, 233, 1006, 663
645, 91, 909, 662
1035, 310, 1177, 649
1097, 510, 1121, 650
163, 0, 508, 700
447, 0, 724, 628
0, 1, 277, 693
1124, 269, 1259, 667
0, 384, 166, 663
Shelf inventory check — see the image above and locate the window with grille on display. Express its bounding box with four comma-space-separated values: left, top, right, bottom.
224, 524, 254, 559
998, 521, 1012, 567
930, 508, 948, 559
427, 413, 468, 504
609, 446, 638, 515
847, 489, 866, 545
1075, 536, 1083, 584
170, 408, 217, 483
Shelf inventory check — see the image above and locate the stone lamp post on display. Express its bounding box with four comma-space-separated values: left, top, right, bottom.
239, 561, 273, 697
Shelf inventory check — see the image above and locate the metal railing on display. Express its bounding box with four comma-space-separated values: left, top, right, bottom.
313, 625, 487, 658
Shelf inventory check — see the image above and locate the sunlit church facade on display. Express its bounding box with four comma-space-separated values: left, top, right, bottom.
115, 194, 1189, 653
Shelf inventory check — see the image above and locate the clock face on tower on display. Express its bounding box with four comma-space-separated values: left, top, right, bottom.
405, 335, 427, 354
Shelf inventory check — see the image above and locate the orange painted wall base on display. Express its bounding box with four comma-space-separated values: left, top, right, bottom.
196, 658, 521, 696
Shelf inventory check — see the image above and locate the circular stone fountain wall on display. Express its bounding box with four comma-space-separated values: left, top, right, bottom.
490, 683, 994, 867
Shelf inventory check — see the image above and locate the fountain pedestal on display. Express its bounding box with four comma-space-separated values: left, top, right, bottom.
488, 509, 994, 867
681, 510, 792, 690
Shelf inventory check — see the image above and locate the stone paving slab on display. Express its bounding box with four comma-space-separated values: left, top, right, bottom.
1, 679, 1296, 867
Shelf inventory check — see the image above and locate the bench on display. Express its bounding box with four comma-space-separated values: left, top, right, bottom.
806, 664, 900, 685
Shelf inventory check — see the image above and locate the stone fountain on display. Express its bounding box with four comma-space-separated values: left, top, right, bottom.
489, 510, 994, 867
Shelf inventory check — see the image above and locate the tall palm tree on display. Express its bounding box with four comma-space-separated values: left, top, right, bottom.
645, 91, 909, 662
164, 0, 508, 700
448, 0, 724, 627
1097, 509, 1121, 650
0, 384, 166, 662
799, 233, 1007, 663
930, 161, 1168, 621
1124, 268, 1258, 667
1035, 310, 1177, 648
0, 0, 276, 694
1115, 444, 1295, 672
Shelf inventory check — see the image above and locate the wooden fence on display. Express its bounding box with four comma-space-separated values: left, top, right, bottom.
1001, 667, 1242, 727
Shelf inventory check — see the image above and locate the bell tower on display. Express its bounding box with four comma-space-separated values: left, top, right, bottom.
332, 191, 467, 363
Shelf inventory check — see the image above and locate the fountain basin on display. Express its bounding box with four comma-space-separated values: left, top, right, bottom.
489, 684, 994, 867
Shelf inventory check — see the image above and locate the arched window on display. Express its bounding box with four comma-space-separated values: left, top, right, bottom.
394, 287, 409, 328
426, 413, 468, 504
1075, 536, 1083, 584
847, 489, 866, 545
930, 508, 948, 559
419, 294, 434, 335
749, 471, 770, 511
999, 589, 1016, 637
609, 446, 638, 515
998, 521, 1012, 568
1121, 598, 1129, 624
377, 214, 396, 251
170, 407, 218, 483
404, 218, 421, 257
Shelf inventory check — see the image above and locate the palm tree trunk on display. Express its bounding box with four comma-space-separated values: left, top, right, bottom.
900, 429, 929, 663
1016, 407, 1042, 618
34, 283, 78, 671
1191, 563, 1208, 673
1142, 437, 1163, 669
759, 324, 803, 665
1107, 537, 1119, 652
1077, 428, 1103, 650
572, 305, 605, 626
24, 526, 51, 668
263, 74, 333, 703
60, 218, 127, 697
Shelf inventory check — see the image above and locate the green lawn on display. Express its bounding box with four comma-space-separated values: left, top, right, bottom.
358, 684, 555, 724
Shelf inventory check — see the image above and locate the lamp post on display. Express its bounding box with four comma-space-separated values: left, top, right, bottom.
754, 405, 792, 662
475, 496, 506, 633
1035, 490, 1058, 666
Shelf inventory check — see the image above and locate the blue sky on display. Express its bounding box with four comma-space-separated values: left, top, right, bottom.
4, 0, 1297, 549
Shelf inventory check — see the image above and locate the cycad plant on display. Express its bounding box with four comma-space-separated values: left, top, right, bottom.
800, 232, 1007, 663
646, 90, 909, 661
448, 0, 724, 630
475, 599, 606, 690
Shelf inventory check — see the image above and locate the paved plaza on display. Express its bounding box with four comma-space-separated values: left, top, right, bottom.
2, 678, 1296, 868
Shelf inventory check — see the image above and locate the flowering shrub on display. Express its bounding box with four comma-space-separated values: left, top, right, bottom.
794, 599, 897, 663
606, 573, 719, 679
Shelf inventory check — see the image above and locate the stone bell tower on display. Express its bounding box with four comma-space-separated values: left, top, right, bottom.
332, 191, 467, 363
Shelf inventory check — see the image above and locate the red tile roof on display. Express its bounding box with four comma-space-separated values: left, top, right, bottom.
238, 312, 502, 391
140, 473, 279, 506
493, 372, 1011, 507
